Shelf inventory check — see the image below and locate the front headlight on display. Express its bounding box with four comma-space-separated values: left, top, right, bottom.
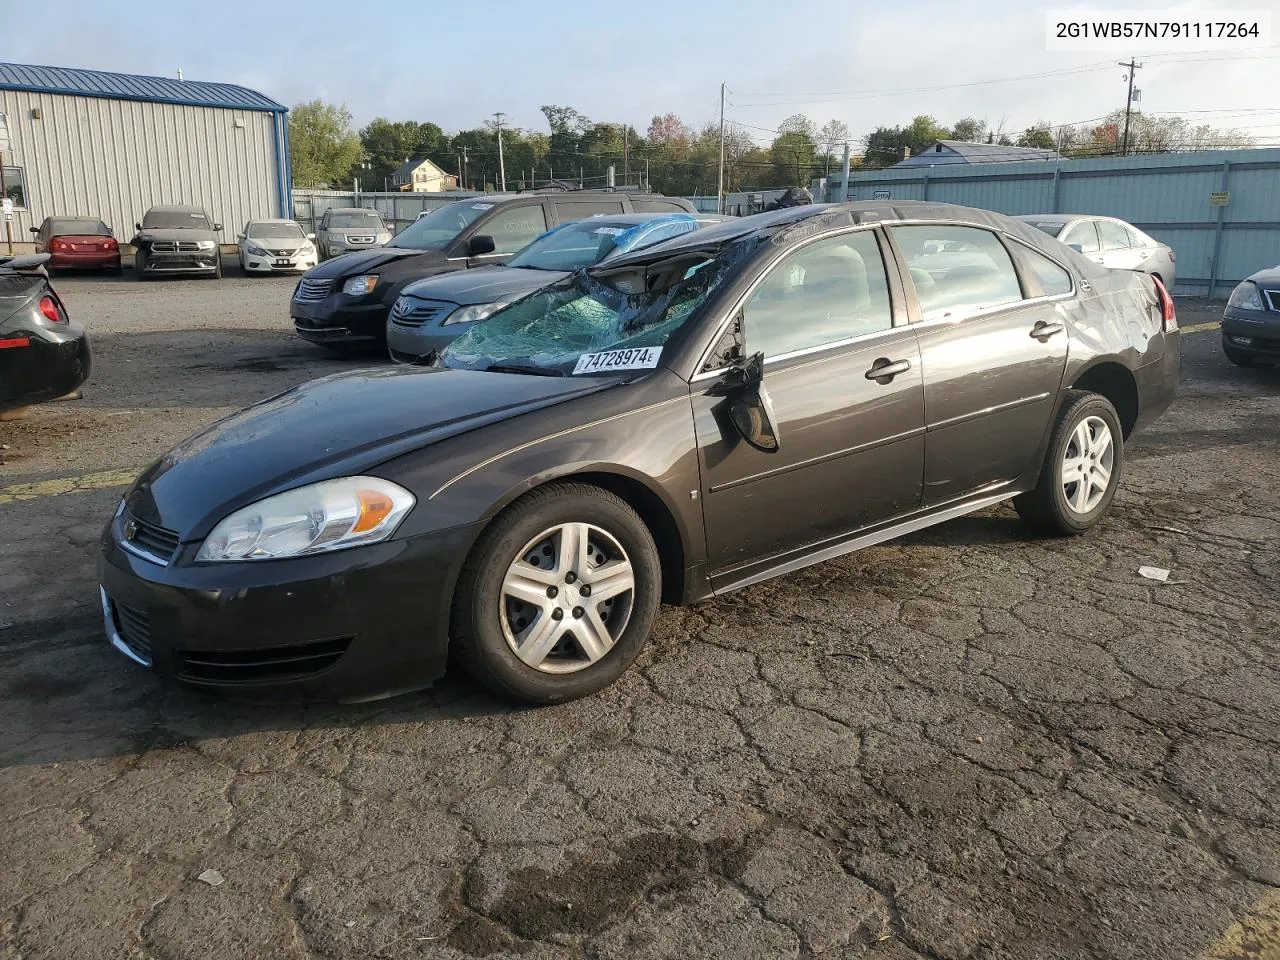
196, 477, 415, 562
245, 243, 269, 257
196, 240, 217, 250
377, 232, 391, 243
343, 274, 379, 296
1227, 281, 1264, 311
443, 302, 506, 325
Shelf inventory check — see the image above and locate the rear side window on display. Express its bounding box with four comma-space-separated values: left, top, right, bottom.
554, 200, 626, 222
1015, 244, 1073, 297
891, 225, 1023, 321
633, 199, 689, 213
743, 229, 893, 359
1062, 220, 1100, 253
1098, 220, 1130, 251
478, 205, 548, 255
1125, 224, 1152, 248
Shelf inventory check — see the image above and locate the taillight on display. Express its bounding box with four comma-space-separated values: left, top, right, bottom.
1168, 251, 1176, 262
50, 238, 67, 250
1153, 276, 1176, 332
104, 238, 118, 250
38, 296, 64, 323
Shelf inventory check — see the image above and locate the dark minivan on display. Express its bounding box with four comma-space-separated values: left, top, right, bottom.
290, 192, 696, 350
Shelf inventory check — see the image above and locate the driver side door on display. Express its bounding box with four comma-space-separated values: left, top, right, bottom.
691, 227, 926, 590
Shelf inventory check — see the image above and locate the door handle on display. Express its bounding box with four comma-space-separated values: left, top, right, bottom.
1030, 321, 1065, 341
865, 357, 912, 381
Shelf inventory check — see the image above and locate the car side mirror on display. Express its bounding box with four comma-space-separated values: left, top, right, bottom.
469, 234, 496, 256
706, 352, 780, 453
236, 234, 245, 241
306, 232, 315, 241
135, 223, 142, 231
1068, 243, 1084, 253
213, 223, 223, 231
28, 226, 38, 234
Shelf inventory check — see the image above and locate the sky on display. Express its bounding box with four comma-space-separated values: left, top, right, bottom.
4, 0, 1279, 147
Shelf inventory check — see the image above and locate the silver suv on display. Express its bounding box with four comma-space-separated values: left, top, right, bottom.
315, 208, 391, 260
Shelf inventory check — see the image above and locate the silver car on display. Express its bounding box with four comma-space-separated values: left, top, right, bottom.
316, 207, 391, 260
1015, 215, 1176, 290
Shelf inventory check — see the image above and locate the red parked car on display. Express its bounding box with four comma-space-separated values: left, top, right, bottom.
29, 216, 122, 275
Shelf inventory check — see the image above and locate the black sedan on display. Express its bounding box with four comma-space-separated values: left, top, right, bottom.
1222, 265, 1280, 366
99, 201, 1179, 704
0, 254, 91, 413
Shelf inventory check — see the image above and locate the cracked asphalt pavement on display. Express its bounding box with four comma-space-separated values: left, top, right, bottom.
1, 273, 1278, 959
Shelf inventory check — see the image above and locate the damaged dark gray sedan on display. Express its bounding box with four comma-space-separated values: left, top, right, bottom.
99, 201, 1179, 704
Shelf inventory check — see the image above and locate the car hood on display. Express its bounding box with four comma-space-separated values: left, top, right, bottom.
304, 247, 439, 281
135, 228, 218, 243
124, 366, 612, 538
246, 238, 309, 251
399, 266, 568, 306
1246, 264, 1280, 286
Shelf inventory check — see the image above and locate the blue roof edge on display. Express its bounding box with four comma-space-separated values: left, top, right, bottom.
0, 62, 286, 113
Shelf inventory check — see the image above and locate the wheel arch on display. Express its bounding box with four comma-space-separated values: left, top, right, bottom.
1067, 360, 1140, 438
474, 465, 693, 606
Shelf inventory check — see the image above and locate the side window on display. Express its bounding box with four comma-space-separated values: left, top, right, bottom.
633, 199, 688, 214
1125, 224, 1151, 248
1062, 220, 1100, 253
890, 225, 1023, 321
1015, 244, 1073, 297
1098, 220, 1130, 251
477, 205, 549, 255
554, 200, 626, 222
742, 230, 892, 360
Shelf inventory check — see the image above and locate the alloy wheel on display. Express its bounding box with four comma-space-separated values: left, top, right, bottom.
499, 522, 636, 674
1062, 415, 1114, 514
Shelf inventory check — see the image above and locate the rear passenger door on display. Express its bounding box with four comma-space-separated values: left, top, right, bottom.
1061, 220, 1101, 261
890, 224, 1071, 506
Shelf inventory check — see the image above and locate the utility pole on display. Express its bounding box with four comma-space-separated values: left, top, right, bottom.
623, 124, 629, 186
1119, 59, 1142, 156
493, 112, 508, 192
716, 82, 726, 214
644, 156, 649, 191
462, 146, 469, 191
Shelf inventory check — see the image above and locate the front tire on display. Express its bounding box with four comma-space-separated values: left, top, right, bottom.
134, 250, 150, 281
1015, 390, 1124, 536
451, 482, 662, 704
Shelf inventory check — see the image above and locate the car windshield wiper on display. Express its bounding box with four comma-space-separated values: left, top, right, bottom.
483, 362, 565, 377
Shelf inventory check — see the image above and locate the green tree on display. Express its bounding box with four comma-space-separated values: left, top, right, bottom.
862, 115, 950, 167
1017, 123, 1057, 150
817, 119, 850, 175
951, 117, 986, 142
358, 118, 447, 189
767, 114, 817, 187
289, 100, 362, 188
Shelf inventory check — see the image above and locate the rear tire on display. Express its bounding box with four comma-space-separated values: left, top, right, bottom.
1015, 390, 1124, 537
451, 482, 662, 704
1223, 344, 1255, 368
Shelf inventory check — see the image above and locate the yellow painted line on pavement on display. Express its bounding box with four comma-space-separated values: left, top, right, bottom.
1196, 888, 1280, 960
1180, 320, 1221, 335
0, 468, 138, 505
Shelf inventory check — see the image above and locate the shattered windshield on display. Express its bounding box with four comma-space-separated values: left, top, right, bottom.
441, 236, 763, 376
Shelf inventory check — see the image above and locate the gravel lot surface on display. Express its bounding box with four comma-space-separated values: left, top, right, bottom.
1, 270, 1278, 960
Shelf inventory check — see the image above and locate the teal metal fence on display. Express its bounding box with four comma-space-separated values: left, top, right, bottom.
824, 148, 1280, 297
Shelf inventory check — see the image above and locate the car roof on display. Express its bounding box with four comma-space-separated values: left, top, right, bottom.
146, 204, 208, 214
600, 200, 1084, 271
245, 218, 298, 225
46, 215, 106, 223
325, 207, 381, 214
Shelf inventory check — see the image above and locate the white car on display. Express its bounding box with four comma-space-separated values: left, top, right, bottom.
236, 219, 318, 275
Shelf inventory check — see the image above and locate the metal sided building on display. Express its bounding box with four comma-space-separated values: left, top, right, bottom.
0, 61, 290, 244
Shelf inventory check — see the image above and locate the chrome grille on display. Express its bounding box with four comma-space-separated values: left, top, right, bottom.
346, 235, 376, 244
1266, 289, 1280, 312
151, 240, 202, 253
390, 297, 454, 328
294, 278, 333, 302
121, 512, 180, 565
111, 597, 153, 664
267, 248, 296, 258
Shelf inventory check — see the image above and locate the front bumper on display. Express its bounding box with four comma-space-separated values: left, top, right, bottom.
291, 295, 391, 348
386, 319, 472, 363
142, 254, 219, 275
98, 518, 482, 701
1222, 307, 1280, 359
245, 254, 316, 274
